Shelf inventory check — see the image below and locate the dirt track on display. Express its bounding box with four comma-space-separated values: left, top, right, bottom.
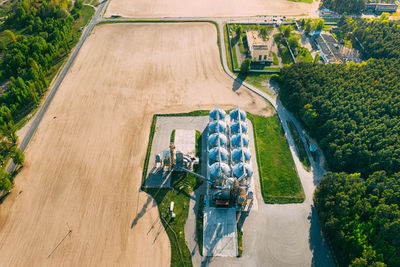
105, 0, 318, 18
0, 23, 271, 266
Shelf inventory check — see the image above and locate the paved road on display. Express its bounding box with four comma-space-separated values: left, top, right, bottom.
7, 1, 108, 172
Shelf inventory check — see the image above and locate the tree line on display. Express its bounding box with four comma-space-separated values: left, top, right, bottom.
322, 0, 366, 15
315, 171, 400, 266
278, 56, 400, 264
0, 0, 86, 191
337, 16, 400, 60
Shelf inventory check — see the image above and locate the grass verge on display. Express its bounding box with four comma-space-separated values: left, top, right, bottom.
240, 73, 274, 96
237, 227, 243, 257
142, 115, 157, 185
272, 52, 279, 65
223, 24, 234, 72
248, 113, 305, 203
288, 0, 313, 4
170, 129, 175, 144
287, 120, 311, 171
296, 47, 313, 63
197, 194, 204, 256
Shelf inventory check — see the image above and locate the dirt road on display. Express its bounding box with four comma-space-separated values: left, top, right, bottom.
105, 0, 318, 18
0, 23, 271, 266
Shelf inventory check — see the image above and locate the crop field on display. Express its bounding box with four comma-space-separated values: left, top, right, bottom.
0, 23, 271, 266
105, 0, 319, 18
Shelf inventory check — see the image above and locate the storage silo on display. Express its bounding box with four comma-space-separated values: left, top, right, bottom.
209, 162, 231, 184
209, 107, 226, 121
209, 146, 229, 164
232, 162, 253, 179
209, 120, 227, 134
208, 133, 228, 148
230, 120, 248, 134
230, 134, 250, 148
231, 147, 251, 164
230, 107, 246, 121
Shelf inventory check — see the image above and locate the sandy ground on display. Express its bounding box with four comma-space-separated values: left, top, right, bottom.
0, 23, 271, 266
105, 0, 320, 18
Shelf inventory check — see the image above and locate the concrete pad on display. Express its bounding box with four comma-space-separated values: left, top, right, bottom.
175, 129, 196, 156
203, 207, 237, 257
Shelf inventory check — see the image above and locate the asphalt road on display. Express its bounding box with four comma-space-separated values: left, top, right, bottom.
7, 1, 108, 172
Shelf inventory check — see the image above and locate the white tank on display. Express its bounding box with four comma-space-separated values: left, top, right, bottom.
230, 107, 246, 121
232, 162, 253, 179
209, 108, 226, 120
209, 162, 231, 180
230, 134, 250, 147
231, 147, 251, 163
208, 133, 228, 148
209, 120, 227, 134
230, 121, 248, 134
209, 147, 229, 163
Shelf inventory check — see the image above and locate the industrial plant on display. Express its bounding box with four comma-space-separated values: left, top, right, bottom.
155, 105, 254, 210
206, 106, 254, 209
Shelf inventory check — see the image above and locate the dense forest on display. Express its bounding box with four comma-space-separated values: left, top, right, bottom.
322, 0, 366, 15
315, 171, 400, 266
280, 60, 400, 176
279, 22, 400, 264
337, 17, 400, 60
0, 0, 89, 191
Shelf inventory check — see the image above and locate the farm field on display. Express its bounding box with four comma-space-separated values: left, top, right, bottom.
105, 0, 319, 18
0, 23, 271, 266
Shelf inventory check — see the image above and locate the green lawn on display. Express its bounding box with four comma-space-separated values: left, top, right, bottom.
90, 0, 99, 6
223, 24, 234, 72
287, 120, 311, 171
272, 52, 279, 65
280, 48, 294, 64
73, 5, 95, 32
238, 37, 247, 54
248, 113, 305, 203
239, 73, 275, 95
296, 47, 313, 63
230, 39, 239, 69
229, 24, 274, 33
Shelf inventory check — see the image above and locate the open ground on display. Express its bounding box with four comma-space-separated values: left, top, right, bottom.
0, 23, 271, 266
105, 0, 321, 18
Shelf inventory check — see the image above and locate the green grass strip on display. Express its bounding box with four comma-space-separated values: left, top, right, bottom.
248, 113, 305, 203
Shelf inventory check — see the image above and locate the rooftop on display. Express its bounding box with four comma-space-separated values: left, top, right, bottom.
246, 30, 268, 47
174, 129, 196, 156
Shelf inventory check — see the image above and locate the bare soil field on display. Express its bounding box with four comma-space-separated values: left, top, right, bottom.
0, 23, 271, 266
105, 0, 319, 18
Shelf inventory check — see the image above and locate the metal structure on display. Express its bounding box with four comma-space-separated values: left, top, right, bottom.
206, 105, 253, 208
155, 105, 253, 210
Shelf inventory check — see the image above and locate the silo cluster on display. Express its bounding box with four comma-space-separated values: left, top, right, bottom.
207, 106, 253, 206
